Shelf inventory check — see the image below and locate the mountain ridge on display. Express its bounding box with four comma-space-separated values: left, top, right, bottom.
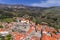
0, 4, 60, 29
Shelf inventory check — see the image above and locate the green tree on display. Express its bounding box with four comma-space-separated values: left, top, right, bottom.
5, 34, 13, 40
0, 25, 3, 28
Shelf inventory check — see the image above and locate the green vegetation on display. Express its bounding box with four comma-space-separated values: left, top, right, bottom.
0, 25, 3, 28
1, 18, 14, 23
0, 6, 60, 29
5, 34, 13, 40
0, 34, 13, 40
0, 35, 5, 40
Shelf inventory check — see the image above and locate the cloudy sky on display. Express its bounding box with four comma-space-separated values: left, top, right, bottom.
0, 0, 60, 7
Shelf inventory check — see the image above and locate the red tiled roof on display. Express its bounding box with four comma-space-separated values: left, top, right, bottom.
13, 33, 26, 40
36, 24, 42, 31
30, 36, 40, 40
49, 27, 57, 33
45, 27, 50, 32
50, 32, 56, 38
27, 26, 35, 35
42, 34, 56, 40
56, 33, 60, 39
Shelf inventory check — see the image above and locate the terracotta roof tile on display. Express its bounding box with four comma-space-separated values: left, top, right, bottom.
36, 24, 42, 31
27, 26, 35, 34
13, 33, 26, 40
50, 27, 57, 33
42, 34, 56, 40
56, 33, 60, 39
50, 32, 56, 38
45, 27, 50, 32
30, 36, 40, 40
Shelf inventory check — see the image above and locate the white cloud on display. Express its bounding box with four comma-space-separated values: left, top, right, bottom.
31, 0, 60, 7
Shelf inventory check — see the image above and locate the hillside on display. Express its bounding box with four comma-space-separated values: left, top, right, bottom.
0, 4, 60, 29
